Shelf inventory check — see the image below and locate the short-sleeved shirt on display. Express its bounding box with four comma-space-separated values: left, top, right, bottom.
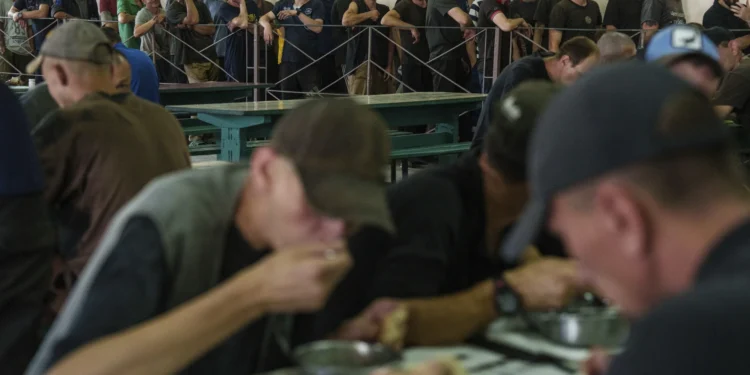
114, 42, 160, 103
166, 0, 218, 65
0, 0, 33, 55
602, 0, 643, 42
272, 0, 325, 63
344, 151, 566, 305
510, 0, 536, 24
471, 52, 551, 149
426, 0, 463, 60
135, 8, 171, 58
393, 0, 429, 64
51, 0, 98, 20
476, 0, 513, 76
32, 92, 190, 273
215, 0, 259, 82
12, 0, 53, 51
549, 0, 601, 44
331, 0, 352, 65
344, 0, 390, 70
606, 218, 750, 375
640, 0, 684, 27
532, 0, 560, 48
715, 59, 750, 127
117, 0, 143, 49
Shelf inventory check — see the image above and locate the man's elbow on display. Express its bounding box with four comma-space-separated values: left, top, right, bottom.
380, 16, 391, 26
310, 24, 323, 33
341, 16, 354, 27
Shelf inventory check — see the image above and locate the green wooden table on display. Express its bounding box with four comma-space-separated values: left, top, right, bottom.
167, 92, 486, 162
11, 82, 273, 105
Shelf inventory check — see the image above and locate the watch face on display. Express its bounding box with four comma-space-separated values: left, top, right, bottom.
498, 291, 519, 314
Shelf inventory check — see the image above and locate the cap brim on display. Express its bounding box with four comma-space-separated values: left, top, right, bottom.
26, 55, 43, 75
501, 199, 547, 263
299, 170, 395, 235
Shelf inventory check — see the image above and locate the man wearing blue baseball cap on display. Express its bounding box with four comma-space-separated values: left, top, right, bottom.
502, 62, 750, 374
644, 24, 724, 97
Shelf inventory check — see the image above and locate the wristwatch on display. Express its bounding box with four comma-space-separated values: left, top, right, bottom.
493, 277, 523, 316
293, 9, 300, 16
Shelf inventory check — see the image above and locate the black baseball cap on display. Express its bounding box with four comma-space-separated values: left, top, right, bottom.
501, 62, 731, 262
704, 26, 735, 47
270, 98, 395, 234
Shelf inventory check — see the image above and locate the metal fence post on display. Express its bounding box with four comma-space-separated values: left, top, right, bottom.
366, 26, 372, 95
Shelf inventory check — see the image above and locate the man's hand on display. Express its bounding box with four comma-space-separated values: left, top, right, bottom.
582, 347, 611, 375
277, 9, 297, 20
250, 241, 352, 313
503, 258, 583, 311
369, 9, 380, 21
155, 13, 166, 24
332, 299, 407, 350
12, 12, 22, 22
263, 27, 275, 44
410, 28, 419, 43
462, 28, 475, 40
732, 3, 750, 22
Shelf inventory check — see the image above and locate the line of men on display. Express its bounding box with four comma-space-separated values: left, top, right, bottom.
3, 18, 750, 375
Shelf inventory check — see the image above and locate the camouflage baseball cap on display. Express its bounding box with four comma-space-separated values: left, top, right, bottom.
270, 98, 395, 234
26, 20, 113, 74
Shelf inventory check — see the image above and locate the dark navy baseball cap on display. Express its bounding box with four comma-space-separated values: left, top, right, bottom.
501, 62, 731, 262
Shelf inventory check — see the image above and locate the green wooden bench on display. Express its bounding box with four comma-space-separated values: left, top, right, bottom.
389, 142, 472, 180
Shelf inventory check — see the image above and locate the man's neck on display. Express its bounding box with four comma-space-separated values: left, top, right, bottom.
364, 0, 376, 8
233, 183, 270, 250
544, 57, 562, 82
719, 0, 731, 10
570, 0, 587, 6
655, 199, 750, 296
149, 7, 160, 13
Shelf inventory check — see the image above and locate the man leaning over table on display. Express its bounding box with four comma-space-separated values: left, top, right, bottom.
315, 81, 586, 348
28, 99, 400, 375
502, 62, 750, 375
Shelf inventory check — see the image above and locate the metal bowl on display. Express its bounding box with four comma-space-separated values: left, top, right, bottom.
526, 306, 629, 348
293, 340, 402, 375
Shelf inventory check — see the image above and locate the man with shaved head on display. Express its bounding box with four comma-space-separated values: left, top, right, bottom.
597, 31, 636, 63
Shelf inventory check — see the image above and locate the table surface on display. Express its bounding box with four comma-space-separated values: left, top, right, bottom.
166, 92, 487, 116
9, 82, 272, 94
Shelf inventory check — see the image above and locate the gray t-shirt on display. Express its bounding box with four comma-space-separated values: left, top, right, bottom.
20, 82, 59, 129
0, 0, 33, 55
135, 7, 171, 58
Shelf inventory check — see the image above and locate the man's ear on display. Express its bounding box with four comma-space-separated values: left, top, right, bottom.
249, 147, 276, 192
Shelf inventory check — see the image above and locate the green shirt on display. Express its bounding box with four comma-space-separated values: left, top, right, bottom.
117, 0, 142, 49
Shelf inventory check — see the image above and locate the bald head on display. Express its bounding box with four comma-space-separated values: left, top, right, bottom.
597, 32, 637, 64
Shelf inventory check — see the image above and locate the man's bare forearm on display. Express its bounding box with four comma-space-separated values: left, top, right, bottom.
47, 271, 268, 375
342, 11, 372, 26
298, 14, 321, 33
184, 0, 199, 24
193, 24, 214, 35
403, 279, 496, 346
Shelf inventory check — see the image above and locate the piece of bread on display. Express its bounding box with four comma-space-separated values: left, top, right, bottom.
378, 304, 408, 350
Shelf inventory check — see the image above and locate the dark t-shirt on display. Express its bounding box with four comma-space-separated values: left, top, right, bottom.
607, 218, 750, 374
345, 0, 390, 69
703, 3, 750, 53
533, 0, 560, 48
31, 217, 300, 374
32, 93, 191, 274
715, 58, 750, 127
603, 0, 643, 41
476, 0, 513, 76
549, 0, 601, 44
393, 0, 429, 64
426, 0, 463, 60
328, 152, 566, 331
640, 0, 685, 27
331, 0, 352, 65
51, 0, 98, 19
273, 0, 325, 63
216, 0, 260, 82
12, 0, 53, 50
471, 53, 551, 149
166, 0, 218, 65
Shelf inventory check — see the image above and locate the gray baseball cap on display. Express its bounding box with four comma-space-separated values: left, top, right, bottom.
26, 20, 113, 74
501, 62, 731, 262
